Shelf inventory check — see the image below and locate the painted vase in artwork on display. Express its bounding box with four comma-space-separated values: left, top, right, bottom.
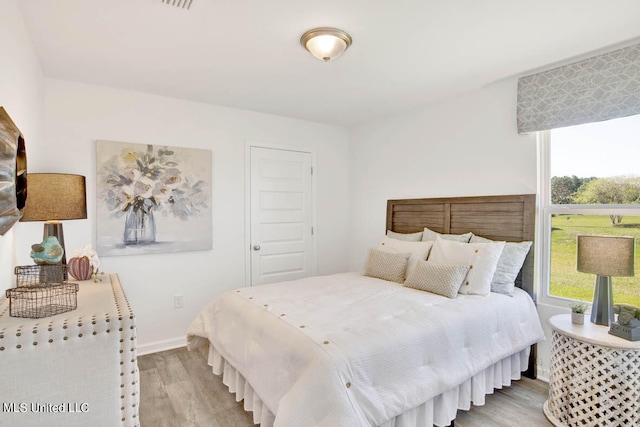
124, 207, 156, 245
68, 256, 92, 281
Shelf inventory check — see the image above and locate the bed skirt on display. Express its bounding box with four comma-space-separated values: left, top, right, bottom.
205, 343, 531, 427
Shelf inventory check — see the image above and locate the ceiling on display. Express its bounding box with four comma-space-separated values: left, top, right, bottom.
18, 0, 640, 127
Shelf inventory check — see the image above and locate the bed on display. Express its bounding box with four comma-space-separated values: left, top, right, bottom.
187, 194, 544, 427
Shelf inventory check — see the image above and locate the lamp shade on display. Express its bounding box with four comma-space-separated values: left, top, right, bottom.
20, 173, 87, 222
577, 235, 635, 277
300, 27, 352, 62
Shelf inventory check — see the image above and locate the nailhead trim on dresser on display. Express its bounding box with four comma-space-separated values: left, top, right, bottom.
0, 273, 140, 427
111, 274, 140, 426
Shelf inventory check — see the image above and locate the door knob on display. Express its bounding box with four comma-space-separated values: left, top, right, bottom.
253, 245, 261, 251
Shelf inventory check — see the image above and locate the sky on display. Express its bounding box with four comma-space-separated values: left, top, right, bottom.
551, 114, 640, 178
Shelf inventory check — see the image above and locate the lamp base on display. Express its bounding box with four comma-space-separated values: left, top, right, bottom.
43, 220, 66, 265
591, 275, 614, 326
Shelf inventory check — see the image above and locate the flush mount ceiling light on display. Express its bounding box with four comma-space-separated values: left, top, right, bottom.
300, 27, 352, 62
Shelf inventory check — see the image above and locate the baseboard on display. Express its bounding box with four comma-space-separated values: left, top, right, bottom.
137, 337, 187, 356
536, 363, 550, 383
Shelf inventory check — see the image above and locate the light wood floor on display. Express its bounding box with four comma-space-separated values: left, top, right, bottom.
139, 346, 553, 427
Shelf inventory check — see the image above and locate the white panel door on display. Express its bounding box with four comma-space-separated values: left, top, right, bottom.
250, 146, 313, 286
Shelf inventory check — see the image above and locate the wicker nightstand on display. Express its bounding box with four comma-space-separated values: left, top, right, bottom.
543, 314, 640, 426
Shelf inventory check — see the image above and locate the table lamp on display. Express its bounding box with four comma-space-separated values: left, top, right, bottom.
577, 235, 635, 326
19, 173, 87, 264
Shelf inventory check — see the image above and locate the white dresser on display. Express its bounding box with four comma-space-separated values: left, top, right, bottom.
544, 314, 640, 426
0, 273, 139, 427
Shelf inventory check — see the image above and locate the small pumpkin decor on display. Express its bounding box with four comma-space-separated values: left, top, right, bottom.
68, 244, 104, 282
68, 256, 92, 280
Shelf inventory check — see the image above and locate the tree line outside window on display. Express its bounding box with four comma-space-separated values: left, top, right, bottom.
551, 175, 640, 224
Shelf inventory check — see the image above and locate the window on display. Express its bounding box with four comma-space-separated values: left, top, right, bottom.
540, 115, 640, 306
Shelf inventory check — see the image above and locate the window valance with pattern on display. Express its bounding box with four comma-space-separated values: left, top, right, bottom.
517, 43, 640, 134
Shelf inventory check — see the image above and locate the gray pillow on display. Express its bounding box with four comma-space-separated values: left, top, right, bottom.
387, 230, 423, 242
421, 227, 472, 243
364, 248, 411, 283
470, 235, 532, 296
404, 261, 469, 299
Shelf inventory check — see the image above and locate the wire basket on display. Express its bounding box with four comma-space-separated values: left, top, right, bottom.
14, 265, 67, 287
5, 283, 79, 318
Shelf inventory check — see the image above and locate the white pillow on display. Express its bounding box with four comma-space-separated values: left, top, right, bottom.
470, 235, 533, 296
428, 236, 505, 295
364, 248, 411, 283
404, 261, 469, 299
469, 235, 494, 243
421, 227, 473, 243
386, 230, 423, 242
378, 236, 433, 277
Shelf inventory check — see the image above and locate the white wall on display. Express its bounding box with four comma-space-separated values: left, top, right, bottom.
349, 78, 537, 269
0, 0, 44, 289
348, 78, 557, 376
14, 79, 350, 354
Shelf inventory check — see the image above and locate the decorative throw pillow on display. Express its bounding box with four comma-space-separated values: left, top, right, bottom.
387, 230, 423, 242
404, 261, 469, 299
428, 236, 505, 295
470, 235, 533, 296
364, 248, 411, 283
421, 227, 473, 243
378, 236, 433, 276
469, 235, 493, 244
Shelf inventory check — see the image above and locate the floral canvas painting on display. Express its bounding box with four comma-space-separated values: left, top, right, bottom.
96, 140, 212, 256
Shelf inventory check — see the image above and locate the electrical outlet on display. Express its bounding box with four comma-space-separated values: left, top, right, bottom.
174, 294, 184, 309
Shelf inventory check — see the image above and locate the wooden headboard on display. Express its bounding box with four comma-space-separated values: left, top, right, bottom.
386, 194, 538, 378
386, 194, 536, 298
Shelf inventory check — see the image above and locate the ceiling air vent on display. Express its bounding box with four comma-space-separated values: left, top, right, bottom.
158, 0, 193, 10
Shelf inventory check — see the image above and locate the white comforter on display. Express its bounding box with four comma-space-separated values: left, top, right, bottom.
187, 272, 544, 427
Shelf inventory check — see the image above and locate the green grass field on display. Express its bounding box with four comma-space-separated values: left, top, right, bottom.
551, 214, 640, 306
